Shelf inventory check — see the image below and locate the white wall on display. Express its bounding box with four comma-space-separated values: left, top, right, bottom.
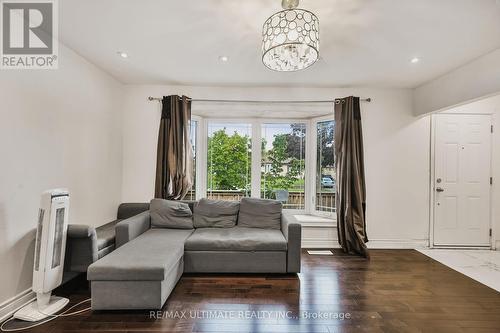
414, 48, 500, 116
439, 95, 500, 249
122, 85, 431, 248
0, 45, 124, 306
412, 46, 500, 249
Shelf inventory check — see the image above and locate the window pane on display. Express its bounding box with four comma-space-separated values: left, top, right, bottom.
261, 123, 306, 209
185, 120, 197, 200
316, 120, 335, 213
207, 123, 252, 200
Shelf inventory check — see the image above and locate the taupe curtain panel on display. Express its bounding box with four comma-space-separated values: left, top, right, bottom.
335, 96, 369, 258
154, 95, 194, 200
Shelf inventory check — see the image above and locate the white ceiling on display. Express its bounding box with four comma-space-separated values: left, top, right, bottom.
191, 101, 334, 119
59, 0, 500, 88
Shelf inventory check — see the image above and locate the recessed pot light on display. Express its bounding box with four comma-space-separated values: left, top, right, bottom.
219, 55, 229, 62
410, 57, 420, 64
117, 51, 129, 59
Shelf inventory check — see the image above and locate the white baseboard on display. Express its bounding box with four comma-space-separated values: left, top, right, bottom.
366, 239, 429, 249
0, 289, 35, 323
301, 223, 429, 250
302, 239, 428, 249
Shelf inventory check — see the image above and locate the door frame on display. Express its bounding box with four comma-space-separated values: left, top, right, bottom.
429, 113, 494, 249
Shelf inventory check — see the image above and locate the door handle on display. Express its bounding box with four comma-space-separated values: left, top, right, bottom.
436, 187, 445, 192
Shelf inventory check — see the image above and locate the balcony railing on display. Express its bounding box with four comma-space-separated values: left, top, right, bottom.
205, 190, 248, 201
192, 190, 336, 212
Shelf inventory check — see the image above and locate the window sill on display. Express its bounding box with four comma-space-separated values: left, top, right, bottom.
291, 214, 337, 228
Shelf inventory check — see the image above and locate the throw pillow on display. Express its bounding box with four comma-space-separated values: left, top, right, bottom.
150, 199, 193, 229
193, 198, 239, 228
237, 197, 282, 229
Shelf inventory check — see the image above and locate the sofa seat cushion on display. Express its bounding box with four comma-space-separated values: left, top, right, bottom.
88, 228, 193, 281
184, 226, 287, 252
96, 220, 120, 251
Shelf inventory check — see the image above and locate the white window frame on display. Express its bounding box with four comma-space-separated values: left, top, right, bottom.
191, 115, 204, 201
198, 118, 310, 213
203, 119, 255, 199
311, 115, 336, 218
193, 115, 335, 218
260, 119, 310, 214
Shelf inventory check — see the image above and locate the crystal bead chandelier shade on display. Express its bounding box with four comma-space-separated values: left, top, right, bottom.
262, 8, 319, 71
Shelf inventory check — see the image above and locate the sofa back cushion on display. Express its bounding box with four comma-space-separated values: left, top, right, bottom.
150, 199, 194, 229
117, 202, 150, 220
237, 198, 282, 230
193, 199, 239, 228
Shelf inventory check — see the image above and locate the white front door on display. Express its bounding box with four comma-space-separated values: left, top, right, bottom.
433, 114, 492, 247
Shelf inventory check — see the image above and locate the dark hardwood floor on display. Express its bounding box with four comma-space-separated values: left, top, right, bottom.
4, 250, 500, 333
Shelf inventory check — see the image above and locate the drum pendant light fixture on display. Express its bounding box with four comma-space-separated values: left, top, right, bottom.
262, 0, 320, 71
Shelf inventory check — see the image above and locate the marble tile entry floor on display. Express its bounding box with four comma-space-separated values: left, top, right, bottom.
418, 248, 500, 292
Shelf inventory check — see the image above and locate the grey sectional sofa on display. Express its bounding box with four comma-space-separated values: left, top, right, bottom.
87, 198, 302, 310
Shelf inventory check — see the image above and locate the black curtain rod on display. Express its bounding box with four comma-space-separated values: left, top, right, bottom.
147, 96, 371, 104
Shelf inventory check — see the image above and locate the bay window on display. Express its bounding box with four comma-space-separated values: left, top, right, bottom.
194, 116, 335, 218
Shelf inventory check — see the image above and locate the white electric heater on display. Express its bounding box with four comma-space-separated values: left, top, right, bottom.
14, 189, 70, 322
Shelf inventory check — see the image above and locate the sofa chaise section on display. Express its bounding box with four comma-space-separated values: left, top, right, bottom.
87, 227, 193, 310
